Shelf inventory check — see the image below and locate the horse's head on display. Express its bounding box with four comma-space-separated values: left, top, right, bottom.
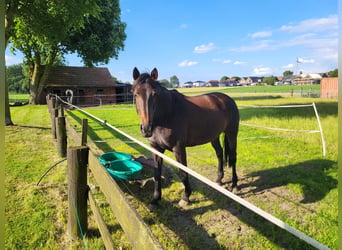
132, 67, 161, 137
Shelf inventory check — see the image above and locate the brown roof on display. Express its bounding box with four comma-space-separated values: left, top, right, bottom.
45, 66, 115, 87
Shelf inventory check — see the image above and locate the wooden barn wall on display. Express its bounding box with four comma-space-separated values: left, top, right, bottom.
320, 77, 338, 99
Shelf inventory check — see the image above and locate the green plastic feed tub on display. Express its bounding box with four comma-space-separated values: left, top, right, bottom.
106, 160, 143, 180
98, 152, 132, 167
98, 152, 142, 180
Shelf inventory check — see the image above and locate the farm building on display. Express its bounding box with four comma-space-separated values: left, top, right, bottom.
320, 77, 338, 99
40, 66, 117, 105
294, 73, 322, 85
115, 83, 133, 103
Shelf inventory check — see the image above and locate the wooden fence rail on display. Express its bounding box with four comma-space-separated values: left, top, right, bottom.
46, 96, 162, 249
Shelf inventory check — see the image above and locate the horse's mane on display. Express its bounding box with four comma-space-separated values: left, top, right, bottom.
136, 72, 151, 84
136, 72, 169, 92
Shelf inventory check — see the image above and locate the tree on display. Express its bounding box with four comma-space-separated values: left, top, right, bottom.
220, 76, 229, 82
263, 76, 276, 85
160, 79, 171, 88
231, 76, 241, 81
329, 68, 338, 77
6, 64, 29, 93
170, 75, 180, 88
63, 0, 126, 67
283, 70, 294, 76
5, 0, 99, 124
7, 0, 126, 106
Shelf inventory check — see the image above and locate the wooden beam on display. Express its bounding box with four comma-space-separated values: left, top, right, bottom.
88, 151, 162, 250
88, 190, 116, 249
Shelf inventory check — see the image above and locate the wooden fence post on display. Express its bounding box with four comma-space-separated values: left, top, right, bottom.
56, 115, 67, 157
81, 119, 88, 146
47, 96, 58, 139
51, 108, 58, 139
67, 146, 89, 240
58, 105, 64, 117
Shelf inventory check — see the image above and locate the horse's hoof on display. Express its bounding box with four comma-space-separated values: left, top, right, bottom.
232, 186, 239, 194
216, 179, 223, 185
148, 202, 158, 211
178, 198, 190, 207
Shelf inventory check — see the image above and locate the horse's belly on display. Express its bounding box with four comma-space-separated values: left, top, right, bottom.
186, 120, 225, 146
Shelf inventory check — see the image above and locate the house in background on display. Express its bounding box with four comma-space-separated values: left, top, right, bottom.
239, 77, 263, 86
281, 75, 296, 85
193, 80, 206, 87
41, 66, 116, 105
183, 81, 193, 88
294, 73, 322, 85
206, 80, 219, 87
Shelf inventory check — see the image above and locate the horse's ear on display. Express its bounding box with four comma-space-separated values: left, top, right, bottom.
133, 67, 140, 80
151, 68, 158, 81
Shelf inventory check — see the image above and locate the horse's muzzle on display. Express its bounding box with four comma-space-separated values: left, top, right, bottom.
140, 124, 153, 137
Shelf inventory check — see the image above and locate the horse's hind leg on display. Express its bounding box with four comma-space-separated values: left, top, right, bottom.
225, 132, 238, 190
211, 137, 224, 185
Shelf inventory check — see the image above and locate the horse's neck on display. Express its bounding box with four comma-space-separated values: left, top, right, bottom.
155, 89, 175, 124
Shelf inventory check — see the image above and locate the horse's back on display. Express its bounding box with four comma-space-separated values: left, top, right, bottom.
185, 92, 238, 115
180, 92, 239, 146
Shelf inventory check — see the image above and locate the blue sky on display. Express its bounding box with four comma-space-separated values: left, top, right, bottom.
5, 0, 338, 85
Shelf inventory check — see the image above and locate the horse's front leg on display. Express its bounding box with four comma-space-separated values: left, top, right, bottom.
148, 147, 165, 210
173, 144, 192, 206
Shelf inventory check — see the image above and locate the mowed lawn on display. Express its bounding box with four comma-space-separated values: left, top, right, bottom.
5, 88, 337, 249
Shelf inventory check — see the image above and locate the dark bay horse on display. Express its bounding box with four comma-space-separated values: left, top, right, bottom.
132, 67, 239, 208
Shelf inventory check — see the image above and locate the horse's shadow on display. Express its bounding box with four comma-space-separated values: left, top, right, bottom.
240, 159, 337, 204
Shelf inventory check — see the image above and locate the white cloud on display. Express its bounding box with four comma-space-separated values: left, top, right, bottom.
230, 40, 273, 52
231, 14, 338, 57
297, 58, 315, 63
222, 59, 231, 64
178, 60, 199, 67
233, 61, 246, 65
282, 63, 294, 69
280, 14, 338, 33
212, 58, 231, 64
5, 55, 23, 65
253, 66, 272, 75
194, 42, 214, 54
249, 31, 272, 38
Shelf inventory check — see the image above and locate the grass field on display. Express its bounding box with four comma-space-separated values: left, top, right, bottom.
8, 93, 30, 104
8, 84, 320, 103
5, 88, 337, 249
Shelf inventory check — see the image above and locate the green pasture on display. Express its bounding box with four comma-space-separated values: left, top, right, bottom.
5, 91, 337, 249
66, 95, 337, 249
177, 84, 320, 96
8, 93, 29, 104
